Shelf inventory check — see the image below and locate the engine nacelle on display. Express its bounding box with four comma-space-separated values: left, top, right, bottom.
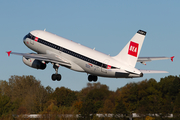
22, 57, 46, 70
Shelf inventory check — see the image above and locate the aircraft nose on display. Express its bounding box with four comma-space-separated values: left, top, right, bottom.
23, 33, 29, 44
23, 36, 27, 44
23, 35, 26, 42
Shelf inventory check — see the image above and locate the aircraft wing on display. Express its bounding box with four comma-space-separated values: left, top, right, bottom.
137, 56, 174, 65
139, 69, 168, 73
7, 51, 71, 67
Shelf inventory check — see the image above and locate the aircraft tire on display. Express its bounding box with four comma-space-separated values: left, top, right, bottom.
88, 75, 98, 82
88, 75, 92, 82
93, 76, 98, 82
52, 74, 57, 81
56, 74, 61, 81
51, 74, 61, 81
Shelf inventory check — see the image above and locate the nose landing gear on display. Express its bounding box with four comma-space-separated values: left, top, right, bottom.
51, 64, 61, 81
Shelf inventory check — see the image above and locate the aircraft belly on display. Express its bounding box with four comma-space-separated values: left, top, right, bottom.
83, 64, 116, 77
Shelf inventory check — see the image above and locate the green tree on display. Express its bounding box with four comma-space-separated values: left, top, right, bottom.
173, 92, 180, 118
117, 82, 138, 113
78, 82, 110, 119
0, 75, 50, 114
79, 99, 96, 119
50, 87, 77, 107
158, 75, 180, 117
98, 99, 114, 117
0, 94, 14, 117
159, 75, 180, 100
136, 79, 163, 118
113, 99, 128, 120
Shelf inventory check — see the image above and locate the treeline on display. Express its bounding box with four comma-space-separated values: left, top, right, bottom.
0, 75, 180, 120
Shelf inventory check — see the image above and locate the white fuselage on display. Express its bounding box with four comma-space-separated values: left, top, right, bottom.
23, 30, 142, 78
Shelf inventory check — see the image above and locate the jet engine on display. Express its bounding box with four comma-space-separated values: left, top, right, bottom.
22, 57, 46, 70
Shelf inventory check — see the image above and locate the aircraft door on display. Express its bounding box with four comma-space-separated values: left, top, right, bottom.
101, 59, 109, 73
30, 31, 39, 45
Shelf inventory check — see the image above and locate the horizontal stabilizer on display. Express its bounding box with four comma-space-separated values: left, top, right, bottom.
139, 69, 168, 73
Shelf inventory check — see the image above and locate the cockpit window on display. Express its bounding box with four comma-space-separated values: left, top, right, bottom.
23, 33, 35, 40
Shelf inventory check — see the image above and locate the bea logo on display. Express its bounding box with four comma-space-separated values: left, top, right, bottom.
128, 41, 139, 57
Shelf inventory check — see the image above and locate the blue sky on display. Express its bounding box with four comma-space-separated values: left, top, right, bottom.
1, 1, 179, 91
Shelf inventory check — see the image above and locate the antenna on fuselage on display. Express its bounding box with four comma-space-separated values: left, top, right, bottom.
44, 29, 46, 31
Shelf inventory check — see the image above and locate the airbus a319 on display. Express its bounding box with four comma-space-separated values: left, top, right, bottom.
7, 30, 174, 82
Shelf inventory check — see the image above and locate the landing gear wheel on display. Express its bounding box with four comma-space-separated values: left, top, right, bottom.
56, 74, 61, 81
88, 75, 98, 82
88, 75, 93, 82
52, 74, 57, 81
52, 64, 62, 81
51, 74, 62, 81
93, 76, 98, 82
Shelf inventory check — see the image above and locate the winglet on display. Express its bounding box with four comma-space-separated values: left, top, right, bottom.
7, 51, 12, 57
171, 56, 174, 62
140, 62, 146, 65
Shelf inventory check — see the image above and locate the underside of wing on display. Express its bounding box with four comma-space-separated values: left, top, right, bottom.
7, 51, 71, 67
137, 56, 174, 65
139, 69, 168, 73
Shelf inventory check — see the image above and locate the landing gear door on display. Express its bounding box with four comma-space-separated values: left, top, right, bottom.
101, 59, 109, 73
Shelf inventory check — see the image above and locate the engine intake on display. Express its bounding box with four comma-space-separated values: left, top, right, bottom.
23, 57, 46, 70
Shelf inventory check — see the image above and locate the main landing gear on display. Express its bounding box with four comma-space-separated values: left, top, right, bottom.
51, 63, 98, 82
51, 64, 61, 81
88, 75, 98, 82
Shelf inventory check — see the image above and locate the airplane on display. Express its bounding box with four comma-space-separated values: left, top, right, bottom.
7, 30, 174, 82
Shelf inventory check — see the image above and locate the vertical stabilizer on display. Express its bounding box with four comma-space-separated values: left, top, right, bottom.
112, 30, 146, 67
